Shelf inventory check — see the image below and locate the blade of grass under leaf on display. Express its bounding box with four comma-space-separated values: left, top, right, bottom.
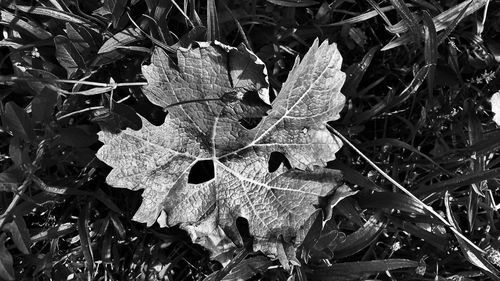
4, 101, 35, 142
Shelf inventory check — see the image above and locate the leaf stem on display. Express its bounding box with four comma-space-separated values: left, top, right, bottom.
0, 76, 147, 88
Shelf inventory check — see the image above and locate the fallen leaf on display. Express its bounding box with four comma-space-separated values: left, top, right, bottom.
97, 39, 347, 258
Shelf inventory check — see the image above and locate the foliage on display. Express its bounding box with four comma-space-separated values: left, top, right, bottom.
0, 0, 499, 280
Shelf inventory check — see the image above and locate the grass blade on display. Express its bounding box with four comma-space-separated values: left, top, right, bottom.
392, 64, 429, 106
415, 167, 500, 197
382, 0, 487, 50
266, 0, 319, 7
206, 0, 219, 41
390, 217, 449, 250
359, 138, 449, 174
15, 5, 96, 27
358, 192, 427, 215
0, 10, 51, 39
78, 202, 94, 280
422, 11, 437, 95
436, 0, 474, 44
332, 213, 386, 258
388, 0, 421, 42
342, 46, 379, 98
322, 5, 405, 26
306, 259, 418, 280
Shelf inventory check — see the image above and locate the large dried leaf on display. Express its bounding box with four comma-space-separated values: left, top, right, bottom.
97, 39, 346, 257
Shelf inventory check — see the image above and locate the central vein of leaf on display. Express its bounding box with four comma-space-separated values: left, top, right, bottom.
217, 57, 332, 161
215, 160, 323, 197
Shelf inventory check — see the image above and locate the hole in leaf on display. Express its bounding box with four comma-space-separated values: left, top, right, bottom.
268, 152, 291, 173
188, 160, 214, 184
236, 217, 251, 240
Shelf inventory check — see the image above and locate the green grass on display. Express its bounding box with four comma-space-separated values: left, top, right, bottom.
1, 0, 500, 280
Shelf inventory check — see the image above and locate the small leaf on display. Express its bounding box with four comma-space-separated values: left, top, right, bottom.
2, 215, 31, 254
4, 101, 34, 142
9, 137, 31, 166
32, 88, 58, 123
66, 23, 97, 59
0, 234, 15, 281
54, 35, 86, 78
25, 68, 63, 96
0, 167, 24, 192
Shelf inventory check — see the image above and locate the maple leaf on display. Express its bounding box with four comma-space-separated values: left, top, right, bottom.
96, 39, 348, 259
